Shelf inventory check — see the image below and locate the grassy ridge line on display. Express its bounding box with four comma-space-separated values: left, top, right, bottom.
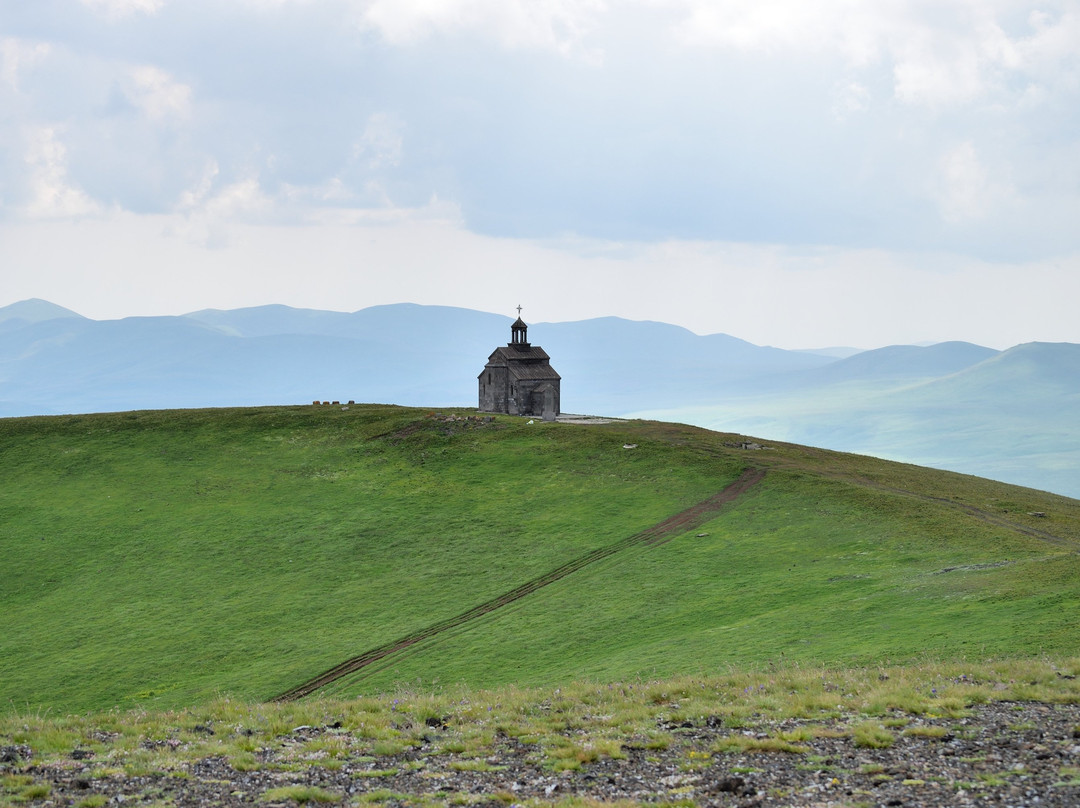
849, 477, 1080, 551
273, 467, 766, 701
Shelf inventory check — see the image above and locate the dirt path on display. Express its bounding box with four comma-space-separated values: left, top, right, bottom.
272, 467, 766, 702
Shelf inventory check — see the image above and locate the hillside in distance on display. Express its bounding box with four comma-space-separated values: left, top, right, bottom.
2, 404, 1079, 714
2, 299, 1079, 497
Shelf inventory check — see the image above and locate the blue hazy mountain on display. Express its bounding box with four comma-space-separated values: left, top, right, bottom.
0, 302, 839, 417
796, 341, 1001, 385
2, 300, 1076, 497
532, 317, 833, 411
184, 302, 508, 343
0, 298, 84, 334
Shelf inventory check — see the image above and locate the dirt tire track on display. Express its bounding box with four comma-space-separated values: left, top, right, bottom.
272, 467, 765, 702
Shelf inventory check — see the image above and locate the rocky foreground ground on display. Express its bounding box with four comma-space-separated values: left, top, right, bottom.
5, 701, 1080, 807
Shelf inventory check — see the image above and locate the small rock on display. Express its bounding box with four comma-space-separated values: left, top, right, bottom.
70, 749, 94, 760
715, 775, 747, 794
0, 745, 32, 762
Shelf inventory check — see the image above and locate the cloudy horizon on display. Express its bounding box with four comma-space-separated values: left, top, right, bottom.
2, 0, 1079, 350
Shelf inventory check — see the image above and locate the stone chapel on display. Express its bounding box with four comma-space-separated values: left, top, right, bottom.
478, 312, 561, 420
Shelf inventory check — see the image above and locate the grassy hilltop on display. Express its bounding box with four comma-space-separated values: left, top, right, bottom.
2, 404, 1080, 715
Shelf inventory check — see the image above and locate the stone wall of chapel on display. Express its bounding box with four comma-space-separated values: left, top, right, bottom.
479, 366, 509, 413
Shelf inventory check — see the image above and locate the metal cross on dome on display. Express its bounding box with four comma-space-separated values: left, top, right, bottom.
516, 305, 522, 317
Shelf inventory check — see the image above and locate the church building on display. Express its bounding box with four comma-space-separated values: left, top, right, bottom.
478, 311, 561, 419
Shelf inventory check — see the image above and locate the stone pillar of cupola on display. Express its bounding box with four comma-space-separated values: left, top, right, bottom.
511, 317, 528, 345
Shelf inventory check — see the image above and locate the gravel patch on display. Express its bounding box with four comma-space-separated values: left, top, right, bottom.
10, 701, 1080, 807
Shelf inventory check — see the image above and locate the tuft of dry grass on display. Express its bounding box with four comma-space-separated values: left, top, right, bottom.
852, 722, 896, 749
259, 785, 340, 803
712, 735, 808, 755
903, 724, 950, 739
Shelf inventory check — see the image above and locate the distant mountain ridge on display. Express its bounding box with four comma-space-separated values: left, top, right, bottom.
0, 300, 847, 416
1, 299, 1076, 498
802, 341, 1000, 385
0, 298, 85, 335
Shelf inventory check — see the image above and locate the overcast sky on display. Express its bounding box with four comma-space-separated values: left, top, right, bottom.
2, 0, 1079, 349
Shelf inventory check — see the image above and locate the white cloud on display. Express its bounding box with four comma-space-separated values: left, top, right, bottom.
671, 0, 857, 54
887, 4, 1080, 107
352, 112, 403, 171
1, 0, 1077, 308
891, 27, 985, 106
203, 177, 273, 219
78, 0, 166, 18
0, 38, 51, 92
23, 127, 100, 219
832, 79, 870, 120
935, 140, 1012, 223
1015, 8, 1080, 90
669, 0, 1080, 109
281, 178, 354, 205
177, 160, 220, 211
125, 65, 192, 122
359, 0, 606, 56
168, 175, 271, 249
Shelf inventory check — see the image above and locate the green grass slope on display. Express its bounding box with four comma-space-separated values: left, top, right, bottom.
2, 405, 1079, 715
